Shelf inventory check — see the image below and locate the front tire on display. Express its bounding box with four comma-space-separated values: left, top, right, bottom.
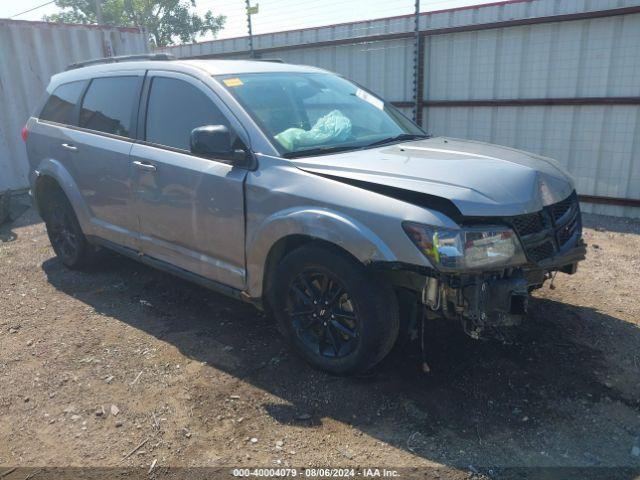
270, 244, 399, 375
41, 189, 100, 270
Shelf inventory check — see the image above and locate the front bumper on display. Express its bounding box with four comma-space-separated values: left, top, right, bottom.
375, 237, 586, 341
535, 238, 586, 272
439, 239, 585, 336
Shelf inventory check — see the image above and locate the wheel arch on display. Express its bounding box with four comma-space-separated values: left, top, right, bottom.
34, 175, 60, 211
33, 160, 91, 231
246, 207, 398, 300
261, 235, 365, 304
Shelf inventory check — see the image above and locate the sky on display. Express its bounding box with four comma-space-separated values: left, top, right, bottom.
0, 0, 497, 41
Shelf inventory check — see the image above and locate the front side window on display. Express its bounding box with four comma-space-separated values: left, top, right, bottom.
40, 81, 85, 125
145, 77, 229, 151
218, 72, 425, 157
79, 76, 140, 137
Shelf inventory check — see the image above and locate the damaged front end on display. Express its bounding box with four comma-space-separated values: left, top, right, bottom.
423, 272, 529, 340
381, 191, 586, 341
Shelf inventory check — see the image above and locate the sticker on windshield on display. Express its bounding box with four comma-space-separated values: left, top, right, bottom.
356, 88, 384, 110
223, 77, 244, 87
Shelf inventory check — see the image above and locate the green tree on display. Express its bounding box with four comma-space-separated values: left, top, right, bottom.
44, 0, 226, 47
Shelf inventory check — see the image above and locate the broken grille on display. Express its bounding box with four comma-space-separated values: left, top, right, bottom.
508, 191, 582, 263
527, 240, 556, 262
511, 213, 544, 236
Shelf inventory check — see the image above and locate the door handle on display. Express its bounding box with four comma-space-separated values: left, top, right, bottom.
132, 160, 157, 173
61, 143, 78, 152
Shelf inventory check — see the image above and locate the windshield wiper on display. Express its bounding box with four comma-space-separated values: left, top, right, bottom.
366, 133, 429, 147
282, 133, 430, 158
282, 144, 363, 159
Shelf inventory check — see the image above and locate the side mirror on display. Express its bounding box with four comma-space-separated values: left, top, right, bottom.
190, 125, 248, 165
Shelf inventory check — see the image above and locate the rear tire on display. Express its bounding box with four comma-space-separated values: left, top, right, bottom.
269, 244, 399, 375
41, 188, 100, 270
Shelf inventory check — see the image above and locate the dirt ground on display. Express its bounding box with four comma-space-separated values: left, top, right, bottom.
1, 201, 640, 478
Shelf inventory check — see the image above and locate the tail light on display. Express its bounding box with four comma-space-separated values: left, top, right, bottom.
21, 125, 29, 142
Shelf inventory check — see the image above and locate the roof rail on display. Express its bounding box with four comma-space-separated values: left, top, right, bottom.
65, 53, 176, 71
253, 58, 285, 63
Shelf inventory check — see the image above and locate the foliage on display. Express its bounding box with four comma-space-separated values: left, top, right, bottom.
44, 0, 226, 47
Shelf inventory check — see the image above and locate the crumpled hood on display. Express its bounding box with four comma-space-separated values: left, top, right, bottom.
292, 137, 575, 217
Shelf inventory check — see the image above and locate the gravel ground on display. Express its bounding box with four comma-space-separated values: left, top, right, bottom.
1, 203, 639, 478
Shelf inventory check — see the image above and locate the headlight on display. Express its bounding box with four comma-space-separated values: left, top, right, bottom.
402, 222, 527, 271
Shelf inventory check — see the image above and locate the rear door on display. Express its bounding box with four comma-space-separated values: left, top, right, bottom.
69, 72, 144, 249
130, 71, 248, 290
33, 80, 88, 173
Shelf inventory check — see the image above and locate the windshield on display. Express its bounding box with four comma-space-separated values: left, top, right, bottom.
217, 72, 426, 157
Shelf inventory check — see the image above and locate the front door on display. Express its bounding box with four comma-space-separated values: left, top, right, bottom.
130, 71, 248, 290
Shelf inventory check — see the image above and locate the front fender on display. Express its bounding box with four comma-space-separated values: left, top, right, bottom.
34, 159, 92, 234
245, 207, 398, 297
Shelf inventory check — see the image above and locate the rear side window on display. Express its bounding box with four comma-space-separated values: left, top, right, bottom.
79, 76, 140, 137
40, 81, 85, 125
145, 77, 229, 151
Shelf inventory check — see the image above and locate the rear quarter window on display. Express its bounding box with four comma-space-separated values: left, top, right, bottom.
39, 81, 85, 125
79, 76, 141, 137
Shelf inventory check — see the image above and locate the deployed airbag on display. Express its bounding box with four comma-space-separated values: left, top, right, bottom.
275, 110, 352, 150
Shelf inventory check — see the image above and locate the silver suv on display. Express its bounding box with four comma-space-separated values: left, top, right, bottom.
24, 55, 585, 374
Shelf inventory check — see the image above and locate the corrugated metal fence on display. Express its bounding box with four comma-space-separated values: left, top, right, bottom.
0, 19, 148, 192
158, 0, 640, 218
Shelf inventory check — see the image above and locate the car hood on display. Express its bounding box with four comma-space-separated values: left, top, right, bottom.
292, 137, 575, 217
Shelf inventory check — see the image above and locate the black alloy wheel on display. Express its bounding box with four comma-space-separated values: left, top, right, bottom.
270, 243, 400, 375
287, 270, 360, 358
47, 208, 81, 264
42, 187, 100, 269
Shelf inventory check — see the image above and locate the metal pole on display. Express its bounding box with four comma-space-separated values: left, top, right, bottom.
245, 0, 255, 58
95, 0, 103, 24
412, 0, 420, 125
